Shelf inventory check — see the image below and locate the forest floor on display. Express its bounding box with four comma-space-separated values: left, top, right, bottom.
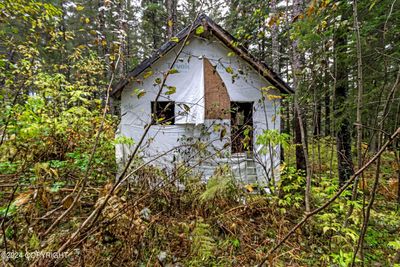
0, 137, 399, 266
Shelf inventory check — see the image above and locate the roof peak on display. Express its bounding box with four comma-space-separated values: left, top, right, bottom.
111, 14, 293, 96
198, 13, 210, 19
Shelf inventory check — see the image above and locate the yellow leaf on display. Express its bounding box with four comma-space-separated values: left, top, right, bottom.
361, 143, 368, 150
225, 66, 234, 74
170, 36, 179, 42
168, 20, 173, 27
132, 88, 146, 99
267, 94, 282, 101
245, 184, 254, 192
168, 68, 179, 74
279, 163, 286, 171
195, 26, 204, 35
143, 70, 153, 79
165, 86, 176, 95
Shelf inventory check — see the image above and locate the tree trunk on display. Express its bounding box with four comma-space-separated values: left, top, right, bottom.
271, 0, 284, 162
324, 70, 331, 136
334, 11, 354, 186
313, 81, 322, 137
280, 99, 286, 163
292, 0, 306, 172
397, 149, 400, 204
118, 0, 127, 78
354, 0, 363, 171
166, 0, 177, 39
292, 0, 312, 212
271, 0, 279, 73
396, 102, 400, 204
294, 108, 306, 171
344, 0, 364, 226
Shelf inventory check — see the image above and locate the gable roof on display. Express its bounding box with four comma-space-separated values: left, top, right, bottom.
111, 14, 293, 97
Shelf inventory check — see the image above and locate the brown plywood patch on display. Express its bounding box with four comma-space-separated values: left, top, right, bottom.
204, 58, 230, 119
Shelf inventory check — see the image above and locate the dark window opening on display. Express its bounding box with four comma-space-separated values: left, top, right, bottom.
151, 101, 175, 125
231, 102, 253, 154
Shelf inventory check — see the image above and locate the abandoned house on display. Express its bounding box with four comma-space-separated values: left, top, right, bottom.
111, 14, 293, 185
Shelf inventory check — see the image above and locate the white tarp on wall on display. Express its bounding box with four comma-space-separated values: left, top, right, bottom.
173, 57, 204, 125
117, 36, 282, 183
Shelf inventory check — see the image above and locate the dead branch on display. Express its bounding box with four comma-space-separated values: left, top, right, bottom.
40, 49, 122, 238
350, 67, 400, 266
0, 184, 19, 254
258, 126, 400, 267
52, 8, 204, 258
52, 128, 247, 262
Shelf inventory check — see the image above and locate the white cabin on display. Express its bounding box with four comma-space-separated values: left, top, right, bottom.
111, 14, 293, 185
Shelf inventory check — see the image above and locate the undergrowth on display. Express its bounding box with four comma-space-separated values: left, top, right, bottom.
0, 136, 399, 266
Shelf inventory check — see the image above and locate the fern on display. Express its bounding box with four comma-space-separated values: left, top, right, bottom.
190, 219, 217, 264
199, 165, 238, 204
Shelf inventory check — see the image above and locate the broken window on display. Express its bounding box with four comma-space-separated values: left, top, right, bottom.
151, 101, 175, 125
231, 102, 253, 153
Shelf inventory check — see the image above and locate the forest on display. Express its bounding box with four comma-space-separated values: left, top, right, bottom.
0, 0, 399, 266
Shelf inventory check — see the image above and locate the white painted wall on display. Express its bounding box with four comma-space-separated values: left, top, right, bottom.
116, 35, 281, 184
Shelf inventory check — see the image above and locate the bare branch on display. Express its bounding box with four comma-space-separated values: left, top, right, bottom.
258, 127, 400, 267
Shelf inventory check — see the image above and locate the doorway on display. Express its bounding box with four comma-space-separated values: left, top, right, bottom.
231, 102, 253, 154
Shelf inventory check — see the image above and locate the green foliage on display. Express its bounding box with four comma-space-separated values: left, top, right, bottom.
114, 136, 135, 146
199, 165, 238, 204
0, 203, 17, 218
133, 88, 146, 99
0, 0, 399, 266
0, 162, 18, 174
5, 227, 14, 240
168, 68, 179, 75
50, 181, 65, 193
256, 129, 290, 155
0, 3, 116, 261
230, 237, 240, 249
389, 240, 400, 250
276, 166, 305, 211
330, 250, 359, 267
29, 233, 40, 250
189, 219, 217, 265
165, 86, 176, 95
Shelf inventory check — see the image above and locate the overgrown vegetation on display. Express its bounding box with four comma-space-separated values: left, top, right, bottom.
1, 0, 400, 266
2, 148, 399, 265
